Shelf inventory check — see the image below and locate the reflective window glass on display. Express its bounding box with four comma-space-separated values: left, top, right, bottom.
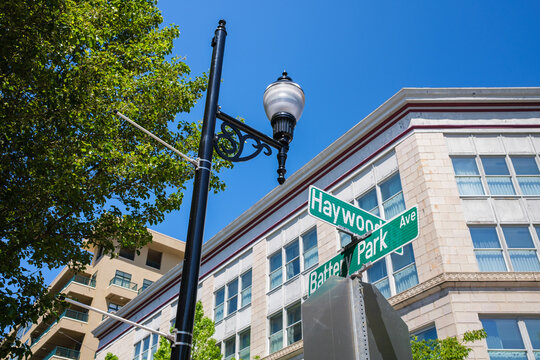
482, 319, 525, 349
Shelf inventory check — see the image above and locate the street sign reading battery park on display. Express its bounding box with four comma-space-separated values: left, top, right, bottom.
307, 186, 419, 295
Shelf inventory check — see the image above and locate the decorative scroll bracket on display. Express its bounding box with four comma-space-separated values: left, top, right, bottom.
214, 120, 272, 162
214, 110, 290, 184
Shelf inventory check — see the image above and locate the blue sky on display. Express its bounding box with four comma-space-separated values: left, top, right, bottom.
44, 1, 540, 284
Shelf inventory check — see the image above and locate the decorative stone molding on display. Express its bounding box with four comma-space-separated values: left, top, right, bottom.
261, 340, 304, 360
389, 272, 540, 309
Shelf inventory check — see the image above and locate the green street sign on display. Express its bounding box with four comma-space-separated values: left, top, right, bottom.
308, 206, 419, 296
308, 186, 385, 237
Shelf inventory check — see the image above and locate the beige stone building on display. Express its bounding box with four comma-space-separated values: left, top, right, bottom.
16, 230, 185, 360
93, 88, 540, 360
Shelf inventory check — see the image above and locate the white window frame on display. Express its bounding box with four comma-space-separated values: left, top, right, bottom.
268, 227, 318, 291
469, 224, 540, 272
268, 302, 303, 353
217, 328, 251, 360
238, 328, 250, 360
451, 153, 540, 197
240, 270, 252, 308
224, 335, 236, 360
226, 278, 238, 316
214, 287, 225, 322
214, 269, 252, 322
481, 317, 540, 358
363, 242, 418, 298
133, 333, 159, 360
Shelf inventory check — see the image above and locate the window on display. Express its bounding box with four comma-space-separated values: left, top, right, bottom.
338, 172, 417, 297
269, 312, 283, 353
238, 329, 250, 360
111, 270, 134, 289
302, 228, 318, 269
214, 270, 252, 322
411, 325, 438, 341
133, 333, 159, 360
285, 240, 300, 280
269, 303, 302, 353
119, 247, 135, 261
116, 270, 131, 282
217, 329, 251, 360
224, 337, 235, 360
227, 279, 238, 315
96, 246, 104, 261
146, 249, 162, 269
452, 154, 540, 197
286, 303, 302, 346
470, 226, 540, 272
357, 188, 380, 216
214, 287, 225, 322
269, 227, 318, 290
391, 243, 419, 293
340, 173, 404, 248
481, 318, 540, 359
240, 270, 252, 307
269, 252, 283, 290
141, 279, 153, 292
107, 302, 121, 313
366, 243, 419, 298
367, 258, 390, 297
380, 173, 406, 219
512, 156, 540, 195
482, 157, 515, 195
451, 157, 485, 195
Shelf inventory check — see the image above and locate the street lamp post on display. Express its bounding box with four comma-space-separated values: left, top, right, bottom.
171, 20, 304, 360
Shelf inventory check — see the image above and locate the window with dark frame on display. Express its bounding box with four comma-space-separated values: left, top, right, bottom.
146, 249, 162, 269
119, 247, 135, 261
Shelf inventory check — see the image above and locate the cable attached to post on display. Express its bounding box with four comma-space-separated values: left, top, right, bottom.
58, 295, 175, 343
113, 110, 199, 168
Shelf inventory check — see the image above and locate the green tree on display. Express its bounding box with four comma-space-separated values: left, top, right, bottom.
153, 301, 222, 360
105, 353, 119, 360
411, 329, 487, 360
0, 0, 231, 357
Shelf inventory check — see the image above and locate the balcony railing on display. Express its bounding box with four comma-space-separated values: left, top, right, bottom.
43, 346, 80, 360
109, 276, 138, 291
137, 284, 153, 295
63, 308, 89, 322
72, 274, 96, 287
30, 309, 89, 347
60, 274, 96, 293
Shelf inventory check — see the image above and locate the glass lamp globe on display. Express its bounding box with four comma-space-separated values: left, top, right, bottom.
263, 72, 305, 144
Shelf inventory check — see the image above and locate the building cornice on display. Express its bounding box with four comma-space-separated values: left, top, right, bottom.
389, 272, 540, 310
260, 340, 304, 360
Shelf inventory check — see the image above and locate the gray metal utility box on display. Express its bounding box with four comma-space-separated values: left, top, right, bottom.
302, 277, 412, 360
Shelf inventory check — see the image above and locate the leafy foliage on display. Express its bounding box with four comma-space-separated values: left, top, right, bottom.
411, 329, 487, 360
0, 0, 231, 357
105, 353, 119, 360
153, 301, 222, 360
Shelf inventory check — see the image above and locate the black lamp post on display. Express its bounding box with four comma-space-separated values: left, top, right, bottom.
171, 20, 304, 360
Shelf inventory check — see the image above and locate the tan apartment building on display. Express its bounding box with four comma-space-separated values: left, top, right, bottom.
93, 88, 540, 360
16, 229, 185, 360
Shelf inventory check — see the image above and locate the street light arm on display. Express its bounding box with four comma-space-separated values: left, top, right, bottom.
216, 110, 285, 150
215, 110, 290, 184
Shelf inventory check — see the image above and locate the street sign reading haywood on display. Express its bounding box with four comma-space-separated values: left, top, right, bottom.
308, 205, 419, 296
308, 186, 385, 237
